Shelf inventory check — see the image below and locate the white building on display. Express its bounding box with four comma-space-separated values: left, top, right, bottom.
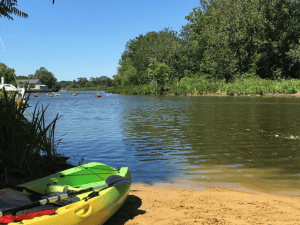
18, 79, 48, 90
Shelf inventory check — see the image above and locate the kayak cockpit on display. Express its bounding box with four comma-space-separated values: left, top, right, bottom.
0, 163, 131, 225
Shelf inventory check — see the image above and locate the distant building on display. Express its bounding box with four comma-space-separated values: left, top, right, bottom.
18, 79, 48, 90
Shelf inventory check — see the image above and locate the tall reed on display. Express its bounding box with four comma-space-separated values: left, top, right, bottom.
0, 89, 70, 182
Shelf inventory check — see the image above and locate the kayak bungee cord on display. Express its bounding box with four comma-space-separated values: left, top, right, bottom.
0, 175, 131, 218
54, 166, 120, 181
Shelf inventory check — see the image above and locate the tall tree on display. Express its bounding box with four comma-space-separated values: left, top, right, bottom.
117, 28, 181, 85
0, 63, 15, 84
76, 77, 88, 87
183, 0, 300, 80
184, 0, 265, 80
90, 76, 113, 86
255, 0, 300, 79
33, 67, 57, 89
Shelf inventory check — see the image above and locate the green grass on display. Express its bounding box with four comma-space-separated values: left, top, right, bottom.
107, 84, 154, 94
106, 77, 300, 95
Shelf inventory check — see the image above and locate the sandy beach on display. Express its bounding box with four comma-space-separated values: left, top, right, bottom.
105, 183, 300, 225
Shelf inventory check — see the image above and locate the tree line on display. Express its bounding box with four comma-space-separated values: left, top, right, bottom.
113, 0, 300, 93
0, 63, 60, 90
66, 76, 113, 90
0, 62, 113, 91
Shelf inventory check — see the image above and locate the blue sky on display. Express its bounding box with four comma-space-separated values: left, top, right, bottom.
0, 0, 200, 82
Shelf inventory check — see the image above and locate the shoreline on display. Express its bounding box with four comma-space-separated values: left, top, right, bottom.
58, 89, 300, 98
166, 92, 300, 98
107, 91, 300, 98
131, 180, 300, 198
105, 182, 300, 225
179, 92, 300, 97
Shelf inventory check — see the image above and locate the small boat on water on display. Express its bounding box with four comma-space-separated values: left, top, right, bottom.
95, 93, 102, 98
0, 162, 131, 225
33, 93, 38, 97
72, 92, 77, 96
0, 84, 18, 92
0, 77, 25, 99
49, 93, 53, 97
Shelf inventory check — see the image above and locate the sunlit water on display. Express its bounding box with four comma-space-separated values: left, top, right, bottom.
27, 91, 300, 195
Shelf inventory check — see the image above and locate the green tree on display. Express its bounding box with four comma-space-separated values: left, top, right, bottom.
147, 58, 171, 93
17, 75, 29, 79
117, 28, 181, 86
77, 77, 88, 87
114, 59, 138, 86
183, 0, 300, 80
0, 63, 15, 84
0, 0, 28, 20
69, 80, 78, 88
33, 67, 57, 89
183, 0, 265, 80
254, 0, 300, 79
58, 81, 72, 89
90, 76, 113, 86
180, 6, 207, 79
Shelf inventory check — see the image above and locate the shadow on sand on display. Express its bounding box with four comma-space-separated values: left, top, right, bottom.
104, 194, 145, 225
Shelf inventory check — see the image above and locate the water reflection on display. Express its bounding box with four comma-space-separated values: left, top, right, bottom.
27, 92, 300, 194
120, 96, 300, 193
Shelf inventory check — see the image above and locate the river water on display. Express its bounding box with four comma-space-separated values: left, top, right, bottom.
27, 91, 300, 195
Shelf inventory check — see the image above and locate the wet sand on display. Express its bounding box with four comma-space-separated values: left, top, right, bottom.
105, 183, 300, 225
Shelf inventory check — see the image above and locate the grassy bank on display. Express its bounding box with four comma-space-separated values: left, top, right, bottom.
106, 77, 300, 95
0, 90, 73, 187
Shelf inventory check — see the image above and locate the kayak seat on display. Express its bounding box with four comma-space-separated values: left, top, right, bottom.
0, 189, 32, 211
0, 189, 57, 224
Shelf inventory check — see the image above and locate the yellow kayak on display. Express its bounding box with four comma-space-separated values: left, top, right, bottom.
0, 162, 131, 225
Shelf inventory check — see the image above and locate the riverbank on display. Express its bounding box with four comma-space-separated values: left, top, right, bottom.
107, 91, 300, 98
170, 92, 300, 97
105, 183, 300, 225
106, 77, 300, 96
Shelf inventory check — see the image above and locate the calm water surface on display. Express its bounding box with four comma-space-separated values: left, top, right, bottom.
27, 91, 300, 195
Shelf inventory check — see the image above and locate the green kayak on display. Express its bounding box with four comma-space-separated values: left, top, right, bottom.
0, 162, 131, 225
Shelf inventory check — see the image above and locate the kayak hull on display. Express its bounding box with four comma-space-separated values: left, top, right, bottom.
7, 162, 131, 225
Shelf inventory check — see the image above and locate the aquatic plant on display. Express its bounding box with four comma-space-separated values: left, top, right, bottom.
0, 89, 71, 182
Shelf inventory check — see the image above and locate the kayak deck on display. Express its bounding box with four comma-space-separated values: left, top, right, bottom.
3, 162, 131, 225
